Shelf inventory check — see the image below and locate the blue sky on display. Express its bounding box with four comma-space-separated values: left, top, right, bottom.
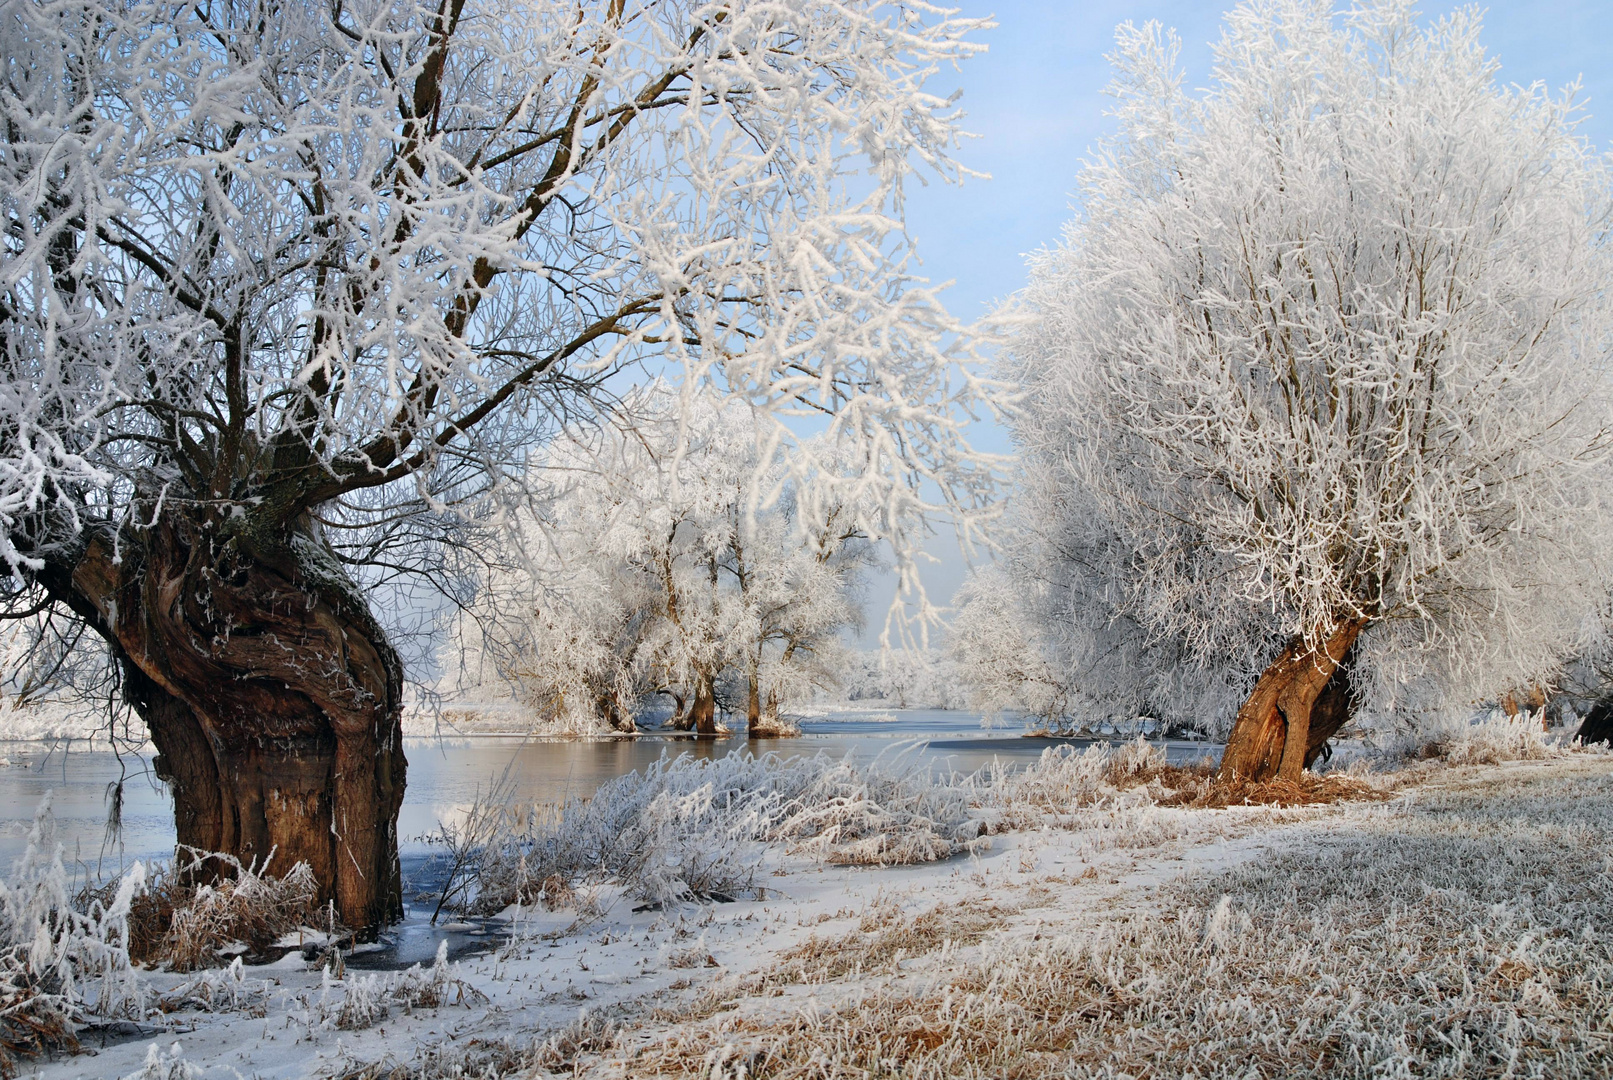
906, 0, 1613, 328
871, 0, 1613, 636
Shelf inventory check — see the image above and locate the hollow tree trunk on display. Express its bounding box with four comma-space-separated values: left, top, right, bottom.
1217, 620, 1366, 783
66, 514, 406, 937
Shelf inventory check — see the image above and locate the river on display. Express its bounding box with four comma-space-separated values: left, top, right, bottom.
0, 708, 1220, 884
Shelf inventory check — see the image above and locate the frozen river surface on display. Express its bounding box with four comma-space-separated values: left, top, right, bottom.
0, 709, 1221, 883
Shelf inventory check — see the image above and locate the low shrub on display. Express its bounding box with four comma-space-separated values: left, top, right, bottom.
1415, 709, 1568, 765
422, 747, 984, 917
333, 942, 486, 1031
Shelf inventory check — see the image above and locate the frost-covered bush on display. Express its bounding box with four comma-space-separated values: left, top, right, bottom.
122, 1042, 203, 1080
158, 957, 266, 1016
973, 738, 1176, 817
440, 752, 783, 912
437, 749, 984, 914
0, 795, 145, 1066
771, 752, 982, 867
1402, 710, 1574, 766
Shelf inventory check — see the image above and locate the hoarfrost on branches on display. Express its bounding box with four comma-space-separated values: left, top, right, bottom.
0, 0, 1003, 923
1002, 0, 1613, 727
451, 388, 880, 732
0, 0, 1002, 656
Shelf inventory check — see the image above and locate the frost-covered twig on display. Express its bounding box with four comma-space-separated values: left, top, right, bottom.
0, 794, 145, 1068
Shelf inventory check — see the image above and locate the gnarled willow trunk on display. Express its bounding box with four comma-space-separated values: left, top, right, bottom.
67, 514, 406, 937
590, 685, 638, 733
1217, 621, 1365, 783
687, 671, 718, 735
1302, 651, 1355, 769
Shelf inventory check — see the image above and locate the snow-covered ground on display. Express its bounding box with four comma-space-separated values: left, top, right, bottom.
28, 729, 1613, 1079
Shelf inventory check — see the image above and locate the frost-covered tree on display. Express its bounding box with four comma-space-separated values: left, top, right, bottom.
1007, 0, 1613, 780
942, 566, 1067, 720
457, 390, 877, 735
726, 465, 876, 734
947, 502, 1258, 735
0, 0, 997, 930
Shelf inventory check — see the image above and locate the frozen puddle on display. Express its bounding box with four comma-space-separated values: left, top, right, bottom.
344, 908, 509, 971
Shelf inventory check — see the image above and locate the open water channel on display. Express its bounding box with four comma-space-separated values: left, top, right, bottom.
0, 710, 1219, 966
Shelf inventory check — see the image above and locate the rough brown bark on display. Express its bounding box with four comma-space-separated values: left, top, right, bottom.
688, 671, 718, 735
1302, 657, 1354, 770
68, 515, 406, 937
745, 669, 761, 734
1217, 620, 1365, 783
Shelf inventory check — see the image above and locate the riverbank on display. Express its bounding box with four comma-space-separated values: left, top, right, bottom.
0, 716, 1223, 878
24, 721, 1610, 1079
0, 698, 985, 743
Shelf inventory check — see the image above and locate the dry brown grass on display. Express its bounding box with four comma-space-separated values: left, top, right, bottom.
80, 851, 326, 972
617, 764, 1613, 1080
982, 739, 1393, 831
0, 983, 78, 1076
647, 897, 1024, 1031
328, 1039, 540, 1080
1090, 745, 1396, 809
775, 897, 1017, 983
1155, 767, 1396, 808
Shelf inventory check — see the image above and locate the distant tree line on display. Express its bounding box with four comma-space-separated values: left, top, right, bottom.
449, 390, 881, 735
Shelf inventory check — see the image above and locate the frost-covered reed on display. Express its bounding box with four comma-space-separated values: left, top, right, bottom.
433, 747, 987, 915
0, 794, 144, 1066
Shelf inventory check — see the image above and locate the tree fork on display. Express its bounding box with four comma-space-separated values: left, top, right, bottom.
1217, 620, 1366, 783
